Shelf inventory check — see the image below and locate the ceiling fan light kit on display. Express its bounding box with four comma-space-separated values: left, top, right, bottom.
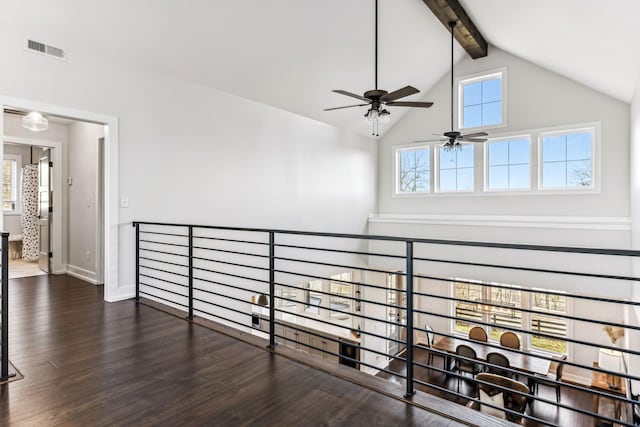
324, 0, 433, 136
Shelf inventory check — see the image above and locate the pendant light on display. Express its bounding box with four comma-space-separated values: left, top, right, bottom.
22, 112, 49, 132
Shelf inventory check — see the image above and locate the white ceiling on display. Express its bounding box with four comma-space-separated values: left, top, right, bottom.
1, 0, 638, 137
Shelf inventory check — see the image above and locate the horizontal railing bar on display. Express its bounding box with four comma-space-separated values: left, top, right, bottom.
274, 242, 406, 260
193, 276, 261, 296
140, 282, 188, 300
192, 245, 269, 259
192, 235, 269, 246
192, 255, 269, 272
139, 291, 188, 308
272, 307, 404, 345
193, 287, 254, 308
192, 265, 270, 285
134, 220, 640, 257
139, 273, 189, 288
139, 247, 189, 258
139, 263, 189, 279
139, 239, 189, 248
274, 269, 406, 293
140, 256, 188, 270
139, 230, 188, 238
192, 309, 251, 330
414, 255, 640, 282
413, 272, 640, 308
415, 289, 640, 333
193, 296, 253, 319
274, 256, 407, 278
273, 282, 400, 312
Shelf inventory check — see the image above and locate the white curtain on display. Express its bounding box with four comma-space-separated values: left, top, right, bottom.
21, 164, 39, 261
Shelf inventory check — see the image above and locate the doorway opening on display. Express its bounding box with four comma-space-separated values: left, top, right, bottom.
0, 97, 118, 301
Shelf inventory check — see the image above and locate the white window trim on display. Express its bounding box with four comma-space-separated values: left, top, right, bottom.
537, 125, 600, 193
394, 144, 432, 195
457, 67, 508, 132
483, 134, 532, 193
435, 143, 475, 193
3, 154, 22, 215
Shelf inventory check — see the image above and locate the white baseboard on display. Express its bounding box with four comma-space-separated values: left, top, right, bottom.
65, 264, 98, 285
104, 285, 135, 302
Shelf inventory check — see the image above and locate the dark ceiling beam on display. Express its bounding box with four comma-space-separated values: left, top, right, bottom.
422, 0, 488, 59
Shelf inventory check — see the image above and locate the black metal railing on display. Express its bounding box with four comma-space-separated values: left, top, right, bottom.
133, 221, 640, 426
1, 232, 10, 381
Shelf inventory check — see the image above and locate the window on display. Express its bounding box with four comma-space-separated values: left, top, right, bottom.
530, 292, 567, 354
453, 282, 522, 339
459, 71, 504, 129
305, 279, 323, 314
438, 144, 474, 192
279, 287, 298, 309
396, 146, 430, 193
540, 128, 594, 189
2, 155, 20, 213
486, 137, 530, 191
330, 272, 352, 320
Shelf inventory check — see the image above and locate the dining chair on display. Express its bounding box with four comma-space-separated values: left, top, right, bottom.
453, 344, 483, 392
486, 352, 513, 378
500, 331, 520, 350
531, 354, 567, 402
469, 326, 488, 342
415, 324, 435, 365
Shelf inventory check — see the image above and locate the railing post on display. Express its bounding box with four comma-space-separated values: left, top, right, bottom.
188, 226, 194, 320
1, 232, 9, 380
405, 240, 415, 398
268, 231, 275, 348
134, 223, 140, 302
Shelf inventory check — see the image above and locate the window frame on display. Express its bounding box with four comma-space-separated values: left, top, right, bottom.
435, 143, 475, 193
538, 126, 598, 193
451, 280, 571, 358
394, 144, 432, 195
2, 154, 21, 215
483, 135, 532, 193
457, 68, 507, 132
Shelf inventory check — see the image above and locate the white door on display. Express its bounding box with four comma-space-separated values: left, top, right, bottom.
38, 148, 52, 273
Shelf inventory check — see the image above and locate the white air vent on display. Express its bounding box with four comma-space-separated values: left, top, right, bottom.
24, 39, 66, 61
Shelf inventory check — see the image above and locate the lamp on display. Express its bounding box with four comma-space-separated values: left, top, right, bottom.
256, 294, 269, 307
22, 111, 49, 132
598, 348, 623, 389
378, 109, 390, 123
364, 107, 390, 137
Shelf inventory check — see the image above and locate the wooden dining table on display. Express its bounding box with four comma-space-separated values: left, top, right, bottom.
432, 336, 552, 377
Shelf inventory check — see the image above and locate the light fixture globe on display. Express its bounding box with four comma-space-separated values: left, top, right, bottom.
22, 112, 49, 132
378, 109, 391, 123
365, 108, 379, 121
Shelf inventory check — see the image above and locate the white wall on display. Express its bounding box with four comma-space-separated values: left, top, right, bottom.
0, 23, 378, 299
67, 121, 103, 283
374, 47, 630, 254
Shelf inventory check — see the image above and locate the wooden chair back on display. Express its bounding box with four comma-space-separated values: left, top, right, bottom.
500, 331, 520, 349
469, 326, 488, 342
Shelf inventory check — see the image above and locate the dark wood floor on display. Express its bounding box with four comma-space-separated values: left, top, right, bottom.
377, 348, 615, 427
2, 275, 465, 426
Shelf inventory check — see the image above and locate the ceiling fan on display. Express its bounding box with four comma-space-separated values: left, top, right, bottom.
324, 0, 433, 136
414, 21, 488, 150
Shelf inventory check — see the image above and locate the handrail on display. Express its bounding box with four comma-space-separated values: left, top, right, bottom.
132, 221, 640, 426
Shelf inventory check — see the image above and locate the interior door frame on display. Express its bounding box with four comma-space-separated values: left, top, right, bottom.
4, 137, 62, 274
0, 96, 120, 302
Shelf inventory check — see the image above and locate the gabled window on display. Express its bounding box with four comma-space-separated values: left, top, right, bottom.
437, 144, 474, 192
396, 146, 430, 194
486, 137, 530, 191
459, 71, 505, 129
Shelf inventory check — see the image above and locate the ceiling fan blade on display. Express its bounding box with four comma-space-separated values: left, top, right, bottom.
323, 104, 370, 111
461, 132, 488, 138
460, 137, 488, 143
413, 138, 447, 143
380, 86, 419, 102
385, 101, 434, 108
332, 90, 370, 102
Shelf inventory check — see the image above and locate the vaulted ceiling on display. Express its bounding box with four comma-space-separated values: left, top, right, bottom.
1, 0, 639, 137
